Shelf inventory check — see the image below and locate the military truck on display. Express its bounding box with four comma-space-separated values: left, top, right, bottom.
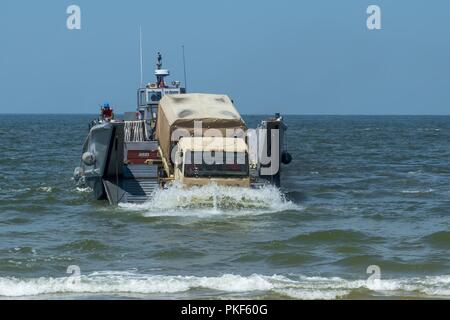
155, 93, 250, 187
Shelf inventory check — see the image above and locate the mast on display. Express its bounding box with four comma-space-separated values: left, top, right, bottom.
155, 52, 170, 88
139, 26, 144, 86
182, 45, 188, 92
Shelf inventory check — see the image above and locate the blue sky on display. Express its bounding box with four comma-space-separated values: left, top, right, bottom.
0, 0, 449, 115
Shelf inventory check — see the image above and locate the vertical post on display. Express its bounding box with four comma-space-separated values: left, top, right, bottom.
182, 45, 188, 91
140, 26, 144, 87
115, 135, 119, 205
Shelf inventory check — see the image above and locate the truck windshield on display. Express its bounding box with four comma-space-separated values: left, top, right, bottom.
184, 151, 249, 178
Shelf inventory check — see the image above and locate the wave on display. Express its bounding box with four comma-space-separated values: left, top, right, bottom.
407, 170, 423, 176
287, 230, 382, 244
1, 272, 450, 299
57, 240, 108, 252
119, 183, 300, 217
423, 231, 450, 248
0, 188, 31, 194
37, 186, 53, 193
401, 189, 434, 194
0, 186, 54, 196
75, 187, 93, 193
10, 247, 37, 255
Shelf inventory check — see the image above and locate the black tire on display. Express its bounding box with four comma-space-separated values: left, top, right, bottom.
281, 151, 293, 165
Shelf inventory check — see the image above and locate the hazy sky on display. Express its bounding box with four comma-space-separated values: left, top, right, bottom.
1, 0, 449, 115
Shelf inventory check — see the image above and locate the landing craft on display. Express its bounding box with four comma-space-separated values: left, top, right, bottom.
74, 53, 292, 205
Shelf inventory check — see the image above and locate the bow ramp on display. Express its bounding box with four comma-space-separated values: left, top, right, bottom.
104, 164, 159, 205
102, 139, 161, 205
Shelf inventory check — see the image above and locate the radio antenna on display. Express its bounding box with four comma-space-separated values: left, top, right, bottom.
139, 26, 144, 86
182, 45, 188, 91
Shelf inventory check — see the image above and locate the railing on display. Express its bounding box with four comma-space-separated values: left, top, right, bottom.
124, 121, 148, 142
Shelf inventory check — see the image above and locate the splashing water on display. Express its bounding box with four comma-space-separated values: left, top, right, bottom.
75, 187, 93, 193
120, 183, 300, 217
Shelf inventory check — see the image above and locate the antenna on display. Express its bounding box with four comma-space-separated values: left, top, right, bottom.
182, 45, 188, 91
139, 26, 144, 86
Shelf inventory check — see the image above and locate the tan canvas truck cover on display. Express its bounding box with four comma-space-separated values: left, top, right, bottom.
156, 93, 247, 164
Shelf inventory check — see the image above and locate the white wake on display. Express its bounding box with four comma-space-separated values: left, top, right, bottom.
119, 183, 299, 217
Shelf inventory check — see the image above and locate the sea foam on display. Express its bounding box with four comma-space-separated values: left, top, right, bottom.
1, 272, 450, 299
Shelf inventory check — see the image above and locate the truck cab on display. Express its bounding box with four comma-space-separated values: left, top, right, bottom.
174, 137, 250, 187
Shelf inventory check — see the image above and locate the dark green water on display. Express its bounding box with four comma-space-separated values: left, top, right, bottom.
0, 114, 449, 299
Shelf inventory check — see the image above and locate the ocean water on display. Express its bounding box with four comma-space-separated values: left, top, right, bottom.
0, 114, 449, 299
